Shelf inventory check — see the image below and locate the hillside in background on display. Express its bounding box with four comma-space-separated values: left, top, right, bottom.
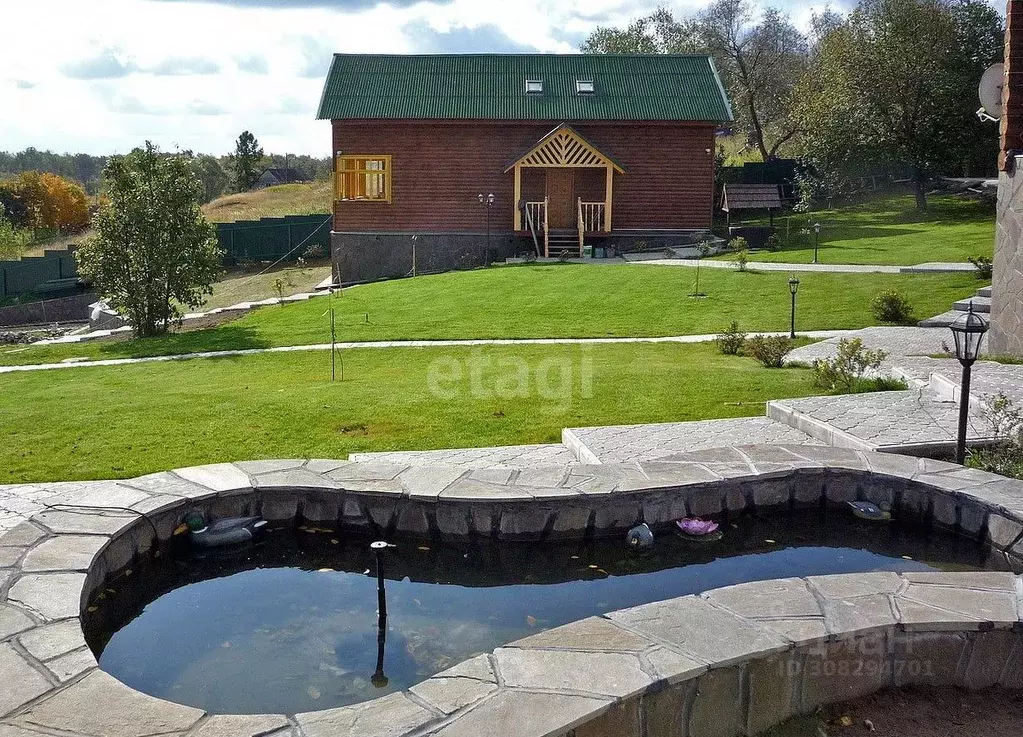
202, 181, 332, 223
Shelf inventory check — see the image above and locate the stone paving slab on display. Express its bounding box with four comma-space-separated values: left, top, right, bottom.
351, 444, 578, 468
564, 417, 820, 463
767, 389, 992, 451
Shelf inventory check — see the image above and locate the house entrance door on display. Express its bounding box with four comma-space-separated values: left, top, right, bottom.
546, 169, 576, 229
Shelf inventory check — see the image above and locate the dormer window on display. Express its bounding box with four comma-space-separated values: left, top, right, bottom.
576, 80, 595, 94
525, 79, 543, 94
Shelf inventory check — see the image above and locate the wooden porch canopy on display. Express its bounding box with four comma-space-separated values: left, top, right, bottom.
505, 124, 625, 232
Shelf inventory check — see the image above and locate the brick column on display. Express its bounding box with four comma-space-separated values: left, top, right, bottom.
992, 1, 1023, 355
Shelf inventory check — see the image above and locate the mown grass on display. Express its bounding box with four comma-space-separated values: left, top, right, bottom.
202, 181, 331, 223
0, 265, 979, 366
0, 342, 816, 483
196, 261, 333, 311
713, 194, 994, 266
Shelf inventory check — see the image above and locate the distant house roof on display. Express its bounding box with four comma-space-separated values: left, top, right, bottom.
316, 54, 734, 123
257, 168, 309, 184
721, 184, 783, 212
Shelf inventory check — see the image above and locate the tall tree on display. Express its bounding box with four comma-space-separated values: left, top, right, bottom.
230, 130, 265, 192
792, 0, 1002, 209
76, 143, 223, 337
582, 1, 808, 160
191, 154, 230, 203
700, 0, 808, 160
39, 174, 89, 233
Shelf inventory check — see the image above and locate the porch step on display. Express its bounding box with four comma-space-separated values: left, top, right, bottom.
951, 295, 991, 313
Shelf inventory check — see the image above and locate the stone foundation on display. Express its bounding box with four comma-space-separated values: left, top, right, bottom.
331, 231, 522, 284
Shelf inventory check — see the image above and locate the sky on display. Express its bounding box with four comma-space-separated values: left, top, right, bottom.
0, 0, 847, 157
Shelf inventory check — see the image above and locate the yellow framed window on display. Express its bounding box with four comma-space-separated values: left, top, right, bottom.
335, 155, 391, 203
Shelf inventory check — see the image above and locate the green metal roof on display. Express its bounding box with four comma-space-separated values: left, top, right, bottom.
316, 54, 733, 123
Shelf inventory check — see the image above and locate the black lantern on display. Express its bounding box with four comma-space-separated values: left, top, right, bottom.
812, 222, 821, 264
949, 304, 989, 464
788, 277, 800, 339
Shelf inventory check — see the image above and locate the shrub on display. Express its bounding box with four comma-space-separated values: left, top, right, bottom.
729, 236, 749, 272
716, 321, 747, 355
765, 233, 782, 251
870, 289, 914, 324
968, 255, 993, 280
851, 376, 910, 393
812, 338, 890, 393
967, 392, 1023, 478
744, 335, 793, 368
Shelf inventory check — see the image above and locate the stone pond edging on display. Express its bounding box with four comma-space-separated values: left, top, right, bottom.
0, 444, 1022, 736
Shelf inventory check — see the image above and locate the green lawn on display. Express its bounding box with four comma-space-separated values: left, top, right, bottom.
0, 264, 980, 366
196, 261, 332, 311
713, 194, 994, 266
0, 342, 815, 483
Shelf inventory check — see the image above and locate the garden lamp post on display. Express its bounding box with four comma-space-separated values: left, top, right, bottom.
949, 304, 989, 465
812, 222, 821, 264
788, 277, 800, 339
478, 193, 495, 265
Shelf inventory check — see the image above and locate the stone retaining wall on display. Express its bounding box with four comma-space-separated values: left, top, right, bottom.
1, 445, 1022, 737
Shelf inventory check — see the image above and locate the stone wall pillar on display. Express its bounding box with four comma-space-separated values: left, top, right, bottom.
992, 1, 1023, 355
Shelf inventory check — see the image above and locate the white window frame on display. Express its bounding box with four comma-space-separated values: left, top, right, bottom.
525, 79, 543, 94
576, 80, 595, 94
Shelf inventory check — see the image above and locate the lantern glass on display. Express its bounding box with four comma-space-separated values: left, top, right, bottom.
788, 277, 800, 295
813, 222, 821, 233
949, 306, 989, 363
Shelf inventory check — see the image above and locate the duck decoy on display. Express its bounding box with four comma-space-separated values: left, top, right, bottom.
626, 523, 654, 550
175, 510, 268, 549
847, 500, 892, 521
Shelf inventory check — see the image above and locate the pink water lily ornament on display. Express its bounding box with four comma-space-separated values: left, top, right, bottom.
675, 517, 720, 536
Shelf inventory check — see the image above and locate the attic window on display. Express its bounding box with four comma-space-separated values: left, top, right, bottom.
525, 79, 543, 94
576, 80, 595, 94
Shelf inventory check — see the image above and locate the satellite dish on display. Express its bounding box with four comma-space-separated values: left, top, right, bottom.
978, 63, 1004, 121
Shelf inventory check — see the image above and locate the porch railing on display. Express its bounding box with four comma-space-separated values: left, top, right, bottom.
578, 200, 605, 233
525, 200, 546, 233
543, 196, 550, 257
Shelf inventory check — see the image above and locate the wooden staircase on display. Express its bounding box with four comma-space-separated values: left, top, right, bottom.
547, 229, 580, 257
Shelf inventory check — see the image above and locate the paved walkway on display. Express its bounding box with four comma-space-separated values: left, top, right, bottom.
785, 327, 952, 366
0, 330, 857, 374
630, 259, 974, 274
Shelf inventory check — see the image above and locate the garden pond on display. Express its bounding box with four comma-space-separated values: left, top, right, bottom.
83, 509, 1012, 715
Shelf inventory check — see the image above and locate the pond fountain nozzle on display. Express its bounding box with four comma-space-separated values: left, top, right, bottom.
370, 540, 391, 688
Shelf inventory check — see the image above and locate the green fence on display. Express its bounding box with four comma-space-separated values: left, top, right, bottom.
0, 249, 79, 298
217, 214, 332, 265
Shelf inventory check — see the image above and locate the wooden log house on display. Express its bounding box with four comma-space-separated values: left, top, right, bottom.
317, 54, 733, 283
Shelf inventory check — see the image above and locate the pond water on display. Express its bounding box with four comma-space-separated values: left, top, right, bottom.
83, 510, 1009, 715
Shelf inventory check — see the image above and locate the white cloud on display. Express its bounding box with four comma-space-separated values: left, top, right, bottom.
0, 0, 855, 156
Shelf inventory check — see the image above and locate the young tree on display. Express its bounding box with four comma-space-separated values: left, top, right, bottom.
793, 0, 1002, 209
230, 130, 264, 192
76, 143, 223, 337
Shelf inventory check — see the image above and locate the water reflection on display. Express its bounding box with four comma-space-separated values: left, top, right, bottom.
84, 510, 1006, 714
